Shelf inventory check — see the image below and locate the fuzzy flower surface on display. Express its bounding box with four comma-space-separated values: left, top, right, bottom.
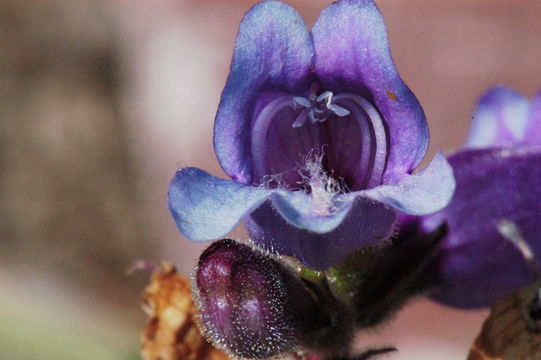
413, 87, 541, 308
168, 0, 455, 269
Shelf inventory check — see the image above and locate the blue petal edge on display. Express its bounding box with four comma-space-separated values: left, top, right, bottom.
168, 168, 363, 240
167, 167, 272, 241
169, 152, 454, 242
270, 191, 356, 234
361, 151, 456, 215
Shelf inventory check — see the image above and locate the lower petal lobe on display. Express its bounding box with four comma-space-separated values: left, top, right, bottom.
246, 198, 396, 270
167, 167, 272, 241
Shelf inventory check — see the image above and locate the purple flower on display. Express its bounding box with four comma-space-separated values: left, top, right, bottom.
411, 87, 541, 308
168, 0, 455, 269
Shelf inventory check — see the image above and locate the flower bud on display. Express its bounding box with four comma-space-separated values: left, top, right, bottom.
194, 239, 353, 359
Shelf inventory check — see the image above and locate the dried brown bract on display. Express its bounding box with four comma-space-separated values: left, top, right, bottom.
141, 262, 230, 360
468, 280, 541, 360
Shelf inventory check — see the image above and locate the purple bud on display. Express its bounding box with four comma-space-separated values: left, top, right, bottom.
194, 239, 306, 358
194, 239, 353, 358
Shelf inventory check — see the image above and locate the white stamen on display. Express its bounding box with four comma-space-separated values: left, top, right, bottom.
292, 110, 308, 128
291, 90, 350, 128
293, 96, 311, 109
316, 90, 333, 103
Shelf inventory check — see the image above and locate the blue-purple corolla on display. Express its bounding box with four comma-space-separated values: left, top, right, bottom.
168, 0, 455, 270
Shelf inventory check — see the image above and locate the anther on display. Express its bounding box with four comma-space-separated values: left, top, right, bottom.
291, 90, 350, 128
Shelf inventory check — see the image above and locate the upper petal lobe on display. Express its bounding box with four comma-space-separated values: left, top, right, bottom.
465, 87, 532, 149
526, 88, 541, 145
312, 0, 429, 183
214, 1, 314, 184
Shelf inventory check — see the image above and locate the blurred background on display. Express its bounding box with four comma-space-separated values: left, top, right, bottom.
1, 0, 540, 359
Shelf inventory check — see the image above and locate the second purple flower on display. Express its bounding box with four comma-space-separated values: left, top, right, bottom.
168, 0, 455, 269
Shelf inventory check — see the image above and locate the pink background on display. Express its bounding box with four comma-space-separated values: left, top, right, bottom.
1, 1, 540, 359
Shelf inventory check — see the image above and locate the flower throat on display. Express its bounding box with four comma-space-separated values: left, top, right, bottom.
251, 86, 389, 192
